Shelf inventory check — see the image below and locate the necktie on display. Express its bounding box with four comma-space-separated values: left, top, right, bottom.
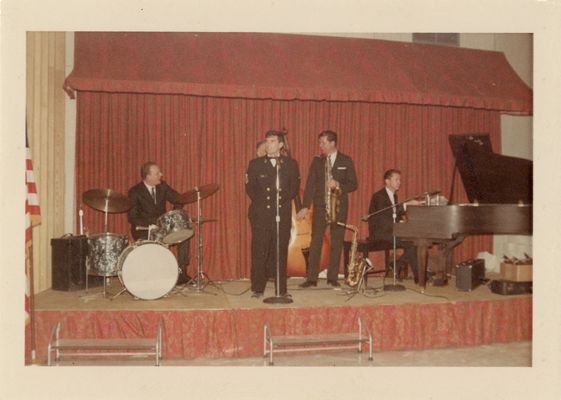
151, 186, 156, 204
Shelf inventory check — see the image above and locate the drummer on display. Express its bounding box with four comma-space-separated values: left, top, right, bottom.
128, 161, 191, 285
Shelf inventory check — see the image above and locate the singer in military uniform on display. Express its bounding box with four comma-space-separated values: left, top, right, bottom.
245, 131, 300, 298
297, 130, 358, 288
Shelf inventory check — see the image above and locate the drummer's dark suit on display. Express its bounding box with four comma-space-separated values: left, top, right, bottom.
368, 188, 419, 282
246, 155, 300, 295
127, 180, 190, 281
302, 152, 357, 283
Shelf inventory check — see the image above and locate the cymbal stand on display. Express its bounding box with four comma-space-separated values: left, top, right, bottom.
103, 198, 109, 233
187, 187, 217, 295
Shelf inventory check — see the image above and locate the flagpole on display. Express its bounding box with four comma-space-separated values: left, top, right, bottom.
28, 238, 37, 363
25, 127, 41, 364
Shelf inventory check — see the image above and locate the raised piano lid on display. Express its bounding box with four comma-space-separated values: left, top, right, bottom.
393, 203, 533, 240
449, 134, 533, 204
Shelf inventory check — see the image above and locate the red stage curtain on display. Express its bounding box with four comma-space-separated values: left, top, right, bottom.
76, 92, 499, 279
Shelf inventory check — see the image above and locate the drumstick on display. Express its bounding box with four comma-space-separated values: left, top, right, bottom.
136, 225, 158, 231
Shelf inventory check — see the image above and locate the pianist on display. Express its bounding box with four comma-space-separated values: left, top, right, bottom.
368, 169, 421, 284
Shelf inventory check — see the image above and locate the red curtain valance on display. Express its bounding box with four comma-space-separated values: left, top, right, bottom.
64, 32, 532, 114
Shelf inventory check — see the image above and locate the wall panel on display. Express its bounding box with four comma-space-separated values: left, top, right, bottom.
26, 32, 66, 293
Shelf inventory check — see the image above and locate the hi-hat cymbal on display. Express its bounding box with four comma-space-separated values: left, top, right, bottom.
82, 188, 132, 213
178, 183, 220, 204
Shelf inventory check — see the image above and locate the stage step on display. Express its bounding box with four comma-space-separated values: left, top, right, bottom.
263, 317, 373, 365
47, 320, 162, 366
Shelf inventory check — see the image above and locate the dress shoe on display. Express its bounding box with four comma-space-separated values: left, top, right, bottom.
299, 280, 317, 288
327, 280, 341, 287
251, 291, 264, 298
176, 274, 192, 285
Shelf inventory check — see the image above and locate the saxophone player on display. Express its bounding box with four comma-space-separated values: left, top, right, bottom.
297, 130, 358, 288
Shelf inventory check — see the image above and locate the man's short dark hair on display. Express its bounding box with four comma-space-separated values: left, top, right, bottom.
265, 130, 286, 145
265, 130, 285, 142
141, 161, 158, 179
318, 130, 337, 145
383, 169, 401, 181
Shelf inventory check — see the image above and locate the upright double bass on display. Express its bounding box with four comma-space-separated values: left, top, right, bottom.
281, 133, 330, 277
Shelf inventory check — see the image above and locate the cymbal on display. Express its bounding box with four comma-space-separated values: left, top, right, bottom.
82, 188, 132, 213
178, 183, 220, 204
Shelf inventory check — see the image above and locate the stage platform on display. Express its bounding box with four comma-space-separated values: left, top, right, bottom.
33, 275, 532, 365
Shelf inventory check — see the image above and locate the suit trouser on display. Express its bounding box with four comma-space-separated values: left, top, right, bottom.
177, 240, 190, 276
377, 235, 419, 281
250, 219, 290, 294
307, 209, 345, 283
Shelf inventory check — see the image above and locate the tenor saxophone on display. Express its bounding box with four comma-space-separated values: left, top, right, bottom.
325, 155, 341, 224
339, 222, 370, 288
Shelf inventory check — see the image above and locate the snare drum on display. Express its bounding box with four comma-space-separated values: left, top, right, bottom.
87, 233, 128, 276
156, 209, 194, 244
117, 241, 179, 300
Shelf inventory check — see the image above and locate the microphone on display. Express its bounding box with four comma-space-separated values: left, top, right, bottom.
361, 214, 370, 222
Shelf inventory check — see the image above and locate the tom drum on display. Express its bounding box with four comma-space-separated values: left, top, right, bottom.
156, 209, 194, 244
87, 233, 128, 276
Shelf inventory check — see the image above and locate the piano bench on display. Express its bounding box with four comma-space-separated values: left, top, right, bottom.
343, 239, 405, 279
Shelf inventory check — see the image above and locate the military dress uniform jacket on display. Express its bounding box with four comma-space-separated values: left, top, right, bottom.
302, 152, 358, 222
246, 155, 300, 225
128, 180, 182, 240
368, 188, 405, 242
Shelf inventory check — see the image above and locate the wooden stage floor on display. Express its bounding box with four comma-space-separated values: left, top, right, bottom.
35, 274, 524, 311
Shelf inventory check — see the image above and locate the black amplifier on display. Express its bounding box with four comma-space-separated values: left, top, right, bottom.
455, 258, 485, 291
51, 235, 103, 291
489, 279, 532, 296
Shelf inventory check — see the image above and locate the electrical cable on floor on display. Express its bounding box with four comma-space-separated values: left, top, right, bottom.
193, 279, 252, 296
405, 287, 451, 301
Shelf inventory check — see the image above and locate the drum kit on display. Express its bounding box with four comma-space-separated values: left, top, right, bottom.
81, 183, 219, 300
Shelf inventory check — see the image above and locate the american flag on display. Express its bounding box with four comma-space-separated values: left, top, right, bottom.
25, 133, 41, 362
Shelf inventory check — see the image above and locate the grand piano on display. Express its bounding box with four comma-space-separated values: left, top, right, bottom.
393, 134, 533, 289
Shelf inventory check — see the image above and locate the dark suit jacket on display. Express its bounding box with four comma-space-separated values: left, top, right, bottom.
368, 187, 406, 241
128, 180, 182, 240
245, 155, 300, 226
302, 152, 358, 222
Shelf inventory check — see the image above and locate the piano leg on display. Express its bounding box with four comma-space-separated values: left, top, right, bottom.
416, 239, 431, 291
432, 247, 448, 286
433, 236, 465, 286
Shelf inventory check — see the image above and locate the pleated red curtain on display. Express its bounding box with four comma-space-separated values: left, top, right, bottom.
76, 91, 500, 279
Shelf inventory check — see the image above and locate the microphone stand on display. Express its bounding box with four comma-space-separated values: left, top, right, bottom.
264, 158, 293, 304
384, 208, 406, 292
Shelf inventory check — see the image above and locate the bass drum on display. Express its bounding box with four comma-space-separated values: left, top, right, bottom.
117, 241, 178, 300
